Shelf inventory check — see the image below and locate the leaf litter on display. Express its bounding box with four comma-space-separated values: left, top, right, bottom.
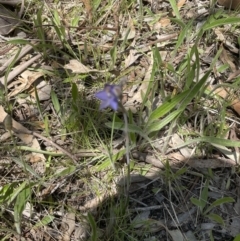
0, 0, 239, 240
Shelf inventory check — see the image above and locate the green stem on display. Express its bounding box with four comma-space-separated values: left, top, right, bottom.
119, 103, 130, 196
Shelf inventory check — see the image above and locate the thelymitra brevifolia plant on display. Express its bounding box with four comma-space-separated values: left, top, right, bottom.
95, 84, 131, 196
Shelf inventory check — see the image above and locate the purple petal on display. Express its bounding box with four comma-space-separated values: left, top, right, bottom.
95, 90, 108, 101
110, 100, 118, 111
99, 100, 110, 110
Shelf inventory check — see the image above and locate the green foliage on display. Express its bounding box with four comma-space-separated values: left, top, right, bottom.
203, 15, 240, 31
51, 90, 62, 117
191, 179, 235, 226
1, 0, 240, 240
14, 185, 31, 234
168, 0, 181, 19
234, 234, 240, 241
34, 215, 55, 228
88, 213, 98, 241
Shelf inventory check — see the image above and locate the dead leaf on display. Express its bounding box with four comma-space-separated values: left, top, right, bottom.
177, 0, 186, 9
64, 59, 107, 74
124, 53, 153, 112
214, 29, 225, 42
79, 189, 117, 212
120, 16, 136, 40
229, 217, 240, 236
61, 213, 75, 241
159, 18, 171, 27
209, 85, 240, 116
0, 6, 19, 35
125, 49, 142, 68
132, 211, 150, 228
74, 223, 90, 241
0, 0, 22, 5
133, 218, 166, 233
0, 106, 46, 173
227, 69, 240, 82
218, 0, 240, 9
213, 143, 239, 163
168, 229, 184, 241
30, 80, 51, 101
187, 157, 235, 168
82, 0, 93, 22
220, 46, 236, 72
132, 151, 164, 168
168, 207, 197, 228
151, 18, 171, 31
8, 70, 44, 97
22, 202, 35, 218
184, 231, 198, 241
170, 133, 192, 158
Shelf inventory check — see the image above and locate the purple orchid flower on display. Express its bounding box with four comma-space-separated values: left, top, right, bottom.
95, 84, 122, 111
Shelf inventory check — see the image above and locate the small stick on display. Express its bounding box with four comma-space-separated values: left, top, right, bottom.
129, 205, 164, 212
31, 131, 78, 164
0, 41, 37, 75
12, 126, 78, 164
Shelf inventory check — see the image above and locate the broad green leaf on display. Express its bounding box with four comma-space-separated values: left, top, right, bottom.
175, 167, 187, 177
185, 61, 196, 90
210, 230, 214, 241
168, 0, 181, 19
204, 197, 235, 215
146, 109, 182, 134
105, 121, 141, 133
71, 83, 79, 102
203, 17, 240, 31
96, 158, 111, 172
170, 18, 185, 28
0, 183, 15, 204
172, 20, 193, 58
148, 69, 209, 132
17, 146, 64, 156
200, 179, 209, 213
36, 6, 45, 42
128, 110, 137, 144
217, 64, 229, 73
34, 215, 55, 228
7, 181, 27, 205
190, 197, 205, 209
209, 46, 223, 69
44, 114, 50, 137
34, 85, 43, 119
12, 157, 41, 179
88, 213, 97, 241
51, 90, 61, 117
92, 0, 101, 11
233, 234, 240, 241
4, 47, 21, 88
180, 70, 210, 108
71, 16, 80, 27
105, 122, 150, 142
170, 136, 240, 150
147, 90, 188, 123
96, 149, 125, 172
206, 213, 224, 226
53, 9, 61, 26
110, 46, 117, 68
54, 166, 76, 177
141, 48, 156, 108
8, 39, 33, 45
14, 186, 31, 234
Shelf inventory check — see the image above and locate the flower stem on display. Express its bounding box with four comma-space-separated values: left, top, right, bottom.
119, 103, 130, 196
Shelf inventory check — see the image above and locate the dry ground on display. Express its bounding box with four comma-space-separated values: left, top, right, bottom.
0, 0, 240, 240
